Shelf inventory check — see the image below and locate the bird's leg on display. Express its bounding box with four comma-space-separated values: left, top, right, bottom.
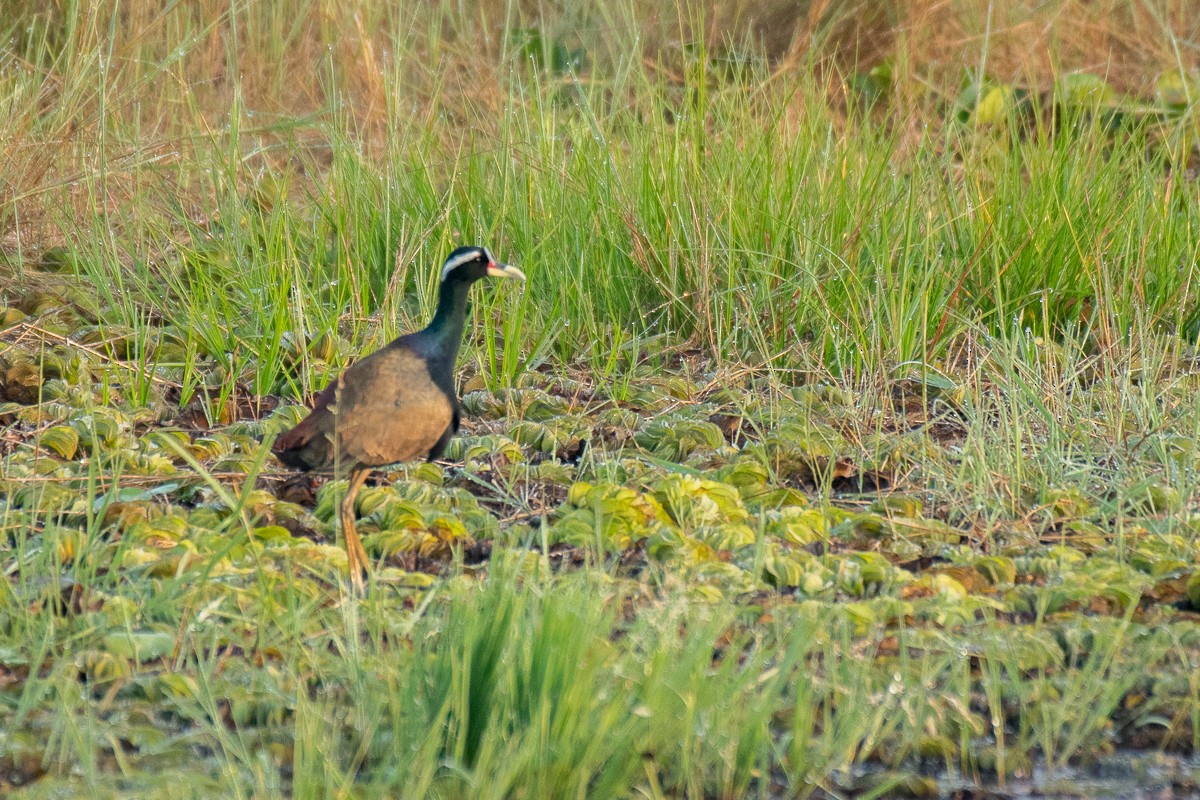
340, 467, 372, 593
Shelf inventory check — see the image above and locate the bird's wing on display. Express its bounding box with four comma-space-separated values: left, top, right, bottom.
324, 346, 454, 466
272, 376, 341, 461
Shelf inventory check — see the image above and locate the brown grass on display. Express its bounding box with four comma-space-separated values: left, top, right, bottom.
1, 0, 1197, 249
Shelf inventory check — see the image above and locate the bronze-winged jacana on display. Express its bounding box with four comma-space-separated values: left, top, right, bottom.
272, 245, 525, 591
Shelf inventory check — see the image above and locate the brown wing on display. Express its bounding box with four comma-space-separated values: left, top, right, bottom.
272, 377, 340, 466
273, 346, 453, 470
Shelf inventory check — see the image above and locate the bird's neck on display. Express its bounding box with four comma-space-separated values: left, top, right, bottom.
424, 277, 473, 359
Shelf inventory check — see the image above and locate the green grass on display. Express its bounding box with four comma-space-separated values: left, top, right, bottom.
4, 0, 1200, 797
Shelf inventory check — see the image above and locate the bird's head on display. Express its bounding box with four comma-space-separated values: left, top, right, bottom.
440, 245, 525, 285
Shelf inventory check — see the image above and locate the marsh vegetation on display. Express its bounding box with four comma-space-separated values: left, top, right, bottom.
3, 1, 1200, 797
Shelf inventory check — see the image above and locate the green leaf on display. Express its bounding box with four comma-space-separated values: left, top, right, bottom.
252, 524, 295, 544
102, 630, 176, 662
1156, 71, 1197, 109
975, 85, 1014, 125
92, 482, 181, 512
975, 556, 1017, 586
40, 425, 79, 459
1187, 571, 1200, 608
1058, 72, 1115, 107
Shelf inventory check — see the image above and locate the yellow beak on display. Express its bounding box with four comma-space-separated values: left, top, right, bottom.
487, 262, 526, 281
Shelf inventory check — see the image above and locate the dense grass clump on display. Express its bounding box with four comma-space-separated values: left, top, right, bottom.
4, 1, 1200, 390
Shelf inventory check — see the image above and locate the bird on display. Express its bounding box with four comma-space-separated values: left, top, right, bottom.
272, 245, 525, 591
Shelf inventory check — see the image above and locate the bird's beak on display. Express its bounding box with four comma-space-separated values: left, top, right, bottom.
487, 261, 526, 281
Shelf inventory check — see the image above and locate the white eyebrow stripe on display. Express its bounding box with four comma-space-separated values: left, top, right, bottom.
440, 248, 484, 281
